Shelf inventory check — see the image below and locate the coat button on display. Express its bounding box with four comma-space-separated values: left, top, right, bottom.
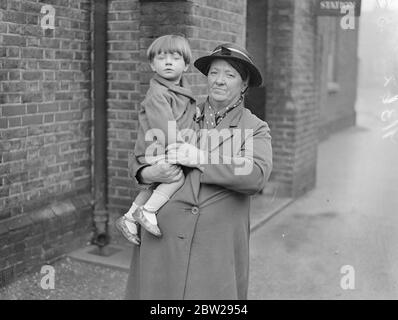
191, 206, 199, 215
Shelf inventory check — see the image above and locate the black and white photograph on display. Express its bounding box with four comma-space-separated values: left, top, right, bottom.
0, 0, 398, 305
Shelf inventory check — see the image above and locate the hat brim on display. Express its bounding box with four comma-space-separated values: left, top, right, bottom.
194, 55, 263, 87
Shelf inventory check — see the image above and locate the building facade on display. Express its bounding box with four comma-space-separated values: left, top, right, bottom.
0, 0, 359, 285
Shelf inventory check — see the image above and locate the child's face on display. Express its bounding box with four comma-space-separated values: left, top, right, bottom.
150, 51, 189, 83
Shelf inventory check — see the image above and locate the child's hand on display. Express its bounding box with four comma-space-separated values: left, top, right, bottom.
140, 162, 183, 184
166, 143, 207, 167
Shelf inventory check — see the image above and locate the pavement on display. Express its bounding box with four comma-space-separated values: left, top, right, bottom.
2, 88, 397, 299
248, 88, 398, 299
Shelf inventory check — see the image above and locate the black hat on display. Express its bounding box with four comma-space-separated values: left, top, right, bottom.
194, 43, 262, 87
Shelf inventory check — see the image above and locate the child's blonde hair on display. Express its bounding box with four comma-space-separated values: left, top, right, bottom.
147, 35, 192, 65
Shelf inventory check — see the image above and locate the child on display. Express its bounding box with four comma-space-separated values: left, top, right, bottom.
116, 35, 199, 244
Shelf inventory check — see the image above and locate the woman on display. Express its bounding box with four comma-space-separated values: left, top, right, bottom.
125, 43, 273, 300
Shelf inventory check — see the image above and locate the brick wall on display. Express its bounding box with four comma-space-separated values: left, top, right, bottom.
265, 0, 318, 197
106, 0, 141, 220
290, 0, 319, 196
187, 0, 247, 97
0, 0, 93, 283
265, 0, 295, 197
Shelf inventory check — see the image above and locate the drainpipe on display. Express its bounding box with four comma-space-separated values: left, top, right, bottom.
92, 0, 109, 247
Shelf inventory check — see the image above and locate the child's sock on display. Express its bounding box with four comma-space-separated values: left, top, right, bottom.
122, 202, 138, 234
125, 202, 138, 221
143, 190, 170, 225
143, 211, 157, 225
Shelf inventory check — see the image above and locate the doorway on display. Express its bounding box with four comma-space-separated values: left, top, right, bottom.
245, 0, 268, 120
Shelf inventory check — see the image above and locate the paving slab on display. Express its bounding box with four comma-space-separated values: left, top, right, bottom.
68, 244, 133, 272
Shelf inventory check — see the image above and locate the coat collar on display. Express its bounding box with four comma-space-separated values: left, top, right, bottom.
151, 73, 196, 102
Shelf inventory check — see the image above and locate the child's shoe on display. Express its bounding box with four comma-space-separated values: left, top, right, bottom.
132, 206, 162, 237
115, 216, 141, 245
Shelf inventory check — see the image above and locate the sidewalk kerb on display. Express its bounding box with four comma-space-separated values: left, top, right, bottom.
250, 198, 295, 233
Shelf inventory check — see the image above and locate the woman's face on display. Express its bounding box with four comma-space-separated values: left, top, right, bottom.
207, 59, 248, 109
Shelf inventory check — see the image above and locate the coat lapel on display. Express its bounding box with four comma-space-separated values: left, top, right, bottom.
199, 101, 244, 153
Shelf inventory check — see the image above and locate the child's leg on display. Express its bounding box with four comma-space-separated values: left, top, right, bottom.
117, 189, 154, 244
122, 189, 153, 236
125, 189, 153, 219
142, 174, 185, 225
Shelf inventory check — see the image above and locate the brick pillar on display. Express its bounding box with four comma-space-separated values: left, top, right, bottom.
188, 0, 247, 97
265, 0, 319, 198
139, 0, 192, 94
140, 0, 247, 96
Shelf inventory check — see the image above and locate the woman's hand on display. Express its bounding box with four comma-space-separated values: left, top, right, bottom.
139, 162, 183, 184
166, 143, 207, 167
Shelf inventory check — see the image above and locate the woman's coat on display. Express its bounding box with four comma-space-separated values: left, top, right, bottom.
125, 101, 273, 300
